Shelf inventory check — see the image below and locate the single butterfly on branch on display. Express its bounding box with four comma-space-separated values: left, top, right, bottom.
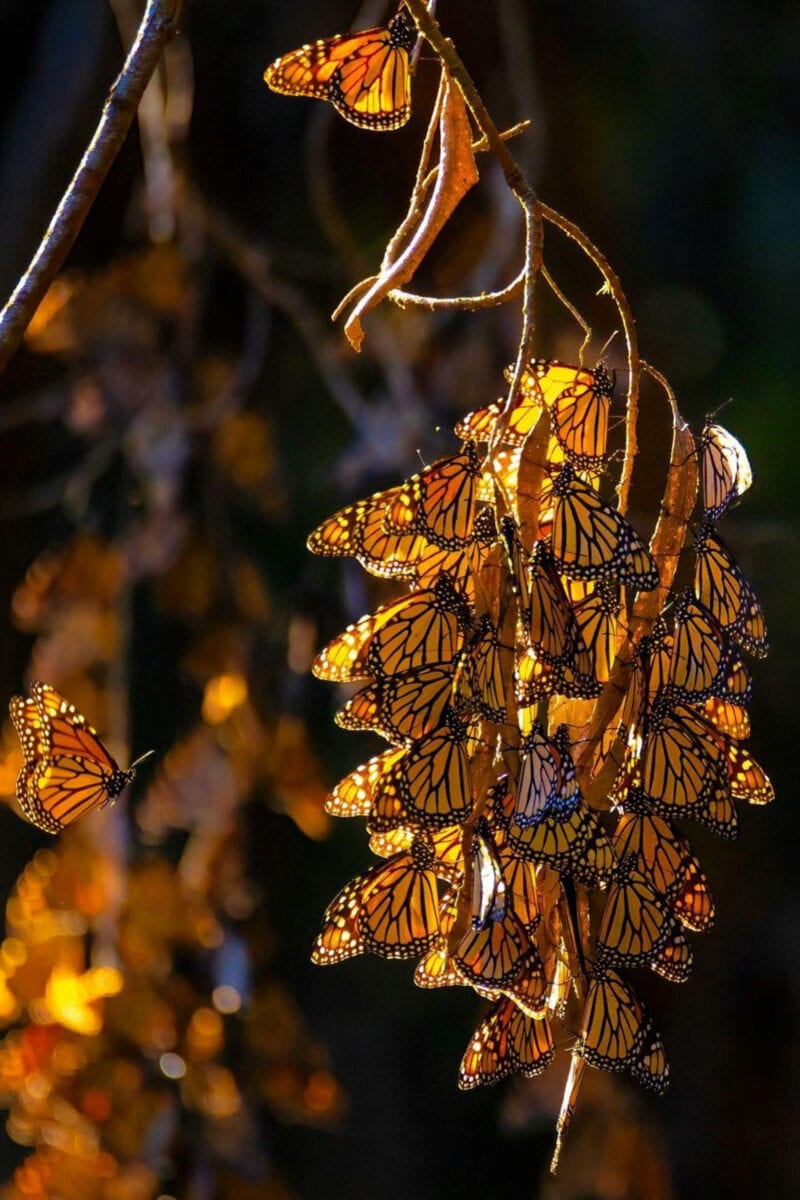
10, 681, 153, 833
264, 6, 416, 131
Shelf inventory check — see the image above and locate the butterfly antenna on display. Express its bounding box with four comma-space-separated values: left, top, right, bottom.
704, 396, 735, 424
596, 329, 619, 363
130, 749, 156, 771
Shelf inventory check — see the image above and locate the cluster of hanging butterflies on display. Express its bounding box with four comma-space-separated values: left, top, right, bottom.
308, 358, 771, 1099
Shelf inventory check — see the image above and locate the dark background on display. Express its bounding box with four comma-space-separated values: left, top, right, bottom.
0, 1, 798, 1196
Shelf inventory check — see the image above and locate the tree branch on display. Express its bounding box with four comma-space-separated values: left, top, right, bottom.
402, 0, 542, 442
0, 0, 182, 378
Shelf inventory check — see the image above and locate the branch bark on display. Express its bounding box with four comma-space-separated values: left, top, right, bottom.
0, 0, 182, 378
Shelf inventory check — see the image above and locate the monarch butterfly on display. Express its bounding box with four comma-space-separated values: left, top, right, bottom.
455, 393, 542, 447
507, 731, 615, 888
702, 696, 750, 741
514, 644, 601, 705
325, 746, 407, 817
312, 836, 441, 964
414, 892, 466, 989
507, 790, 602, 877
513, 721, 562, 828
612, 812, 715, 933
312, 573, 469, 683
457, 613, 514, 723
367, 824, 464, 878
453, 908, 532, 991
701, 421, 752, 521
306, 485, 423, 577
497, 950, 548, 1019
545, 361, 612, 471
512, 537, 577, 662
617, 619, 672, 737
694, 521, 768, 658
595, 860, 675, 969
264, 7, 416, 132
414, 944, 464, 989
470, 822, 507, 928
366, 717, 473, 833
672, 704, 774, 807
458, 995, 554, 1089
651, 926, 694, 984
668, 589, 752, 705
497, 846, 540, 930
631, 698, 728, 818
457, 358, 609, 450
550, 465, 659, 588
577, 965, 669, 1093
569, 578, 621, 684
621, 775, 737, 841
335, 665, 458, 743
412, 508, 497, 600
384, 445, 483, 550
10, 682, 152, 834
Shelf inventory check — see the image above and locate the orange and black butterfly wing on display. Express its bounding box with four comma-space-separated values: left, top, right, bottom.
19, 756, 120, 834
32, 681, 119, 771
10, 695, 48, 763
330, 12, 414, 131
264, 11, 414, 132
701, 422, 752, 521
550, 364, 612, 471
312, 837, 441, 964
550, 465, 659, 588
385, 446, 482, 549
578, 965, 669, 1092
694, 522, 768, 658
458, 995, 554, 1089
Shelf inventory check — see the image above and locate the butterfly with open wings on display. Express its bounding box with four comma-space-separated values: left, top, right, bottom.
10, 682, 152, 834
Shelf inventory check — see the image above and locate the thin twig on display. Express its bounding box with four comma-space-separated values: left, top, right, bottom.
538, 201, 640, 513
196, 195, 366, 427
541, 264, 593, 362
389, 268, 525, 311
0, 0, 182, 377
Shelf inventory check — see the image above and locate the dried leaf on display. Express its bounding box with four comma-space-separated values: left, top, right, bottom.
341, 72, 479, 351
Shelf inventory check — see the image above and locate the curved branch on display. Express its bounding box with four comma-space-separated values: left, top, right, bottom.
0, 0, 182, 377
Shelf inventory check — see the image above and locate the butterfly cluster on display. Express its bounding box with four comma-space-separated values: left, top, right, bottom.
308, 360, 771, 1106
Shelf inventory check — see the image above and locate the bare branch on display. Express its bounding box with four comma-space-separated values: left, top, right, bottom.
389, 268, 525, 311
0, 0, 182, 378
196, 196, 367, 428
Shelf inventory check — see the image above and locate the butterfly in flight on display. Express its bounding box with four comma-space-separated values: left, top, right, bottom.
10, 681, 153, 834
264, 7, 416, 131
